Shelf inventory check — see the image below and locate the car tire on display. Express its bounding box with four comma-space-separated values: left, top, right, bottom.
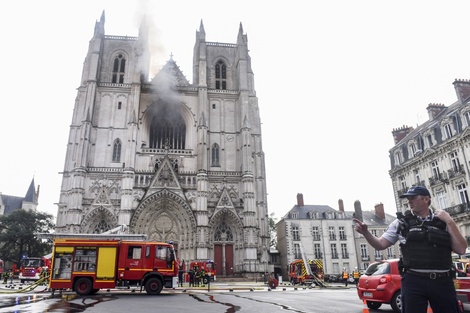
366, 301, 382, 309
390, 290, 401, 313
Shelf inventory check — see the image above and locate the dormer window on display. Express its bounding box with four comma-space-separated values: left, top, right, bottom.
112, 54, 126, 84
215, 60, 227, 90
462, 109, 470, 128
423, 129, 436, 148
394, 150, 402, 165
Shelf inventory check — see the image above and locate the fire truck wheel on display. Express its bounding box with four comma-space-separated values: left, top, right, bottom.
203, 277, 209, 285
145, 277, 163, 295
74, 277, 93, 296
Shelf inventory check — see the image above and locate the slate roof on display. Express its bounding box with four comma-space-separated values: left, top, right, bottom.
282, 204, 339, 219
283, 204, 396, 226
0, 178, 37, 215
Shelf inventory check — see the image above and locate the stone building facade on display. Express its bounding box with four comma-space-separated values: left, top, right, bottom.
276, 193, 399, 280
55, 12, 270, 276
389, 79, 470, 250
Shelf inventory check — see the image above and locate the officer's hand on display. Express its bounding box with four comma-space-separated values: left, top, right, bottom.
434, 208, 452, 224
353, 218, 368, 234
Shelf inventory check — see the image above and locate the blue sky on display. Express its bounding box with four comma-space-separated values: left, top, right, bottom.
2, 0, 470, 221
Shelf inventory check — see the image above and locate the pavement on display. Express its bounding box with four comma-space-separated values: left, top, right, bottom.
0, 279, 351, 294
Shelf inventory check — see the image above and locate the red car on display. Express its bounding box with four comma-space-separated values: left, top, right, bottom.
357, 259, 402, 313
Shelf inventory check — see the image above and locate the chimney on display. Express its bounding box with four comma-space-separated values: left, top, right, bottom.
391, 125, 414, 144
426, 103, 446, 121
338, 199, 344, 212
297, 193, 304, 206
354, 200, 363, 222
375, 203, 385, 220
453, 79, 470, 103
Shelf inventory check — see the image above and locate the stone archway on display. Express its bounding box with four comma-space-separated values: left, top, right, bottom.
81, 206, 118, 233
209, 209, 243, 276
130, 189, 197, 261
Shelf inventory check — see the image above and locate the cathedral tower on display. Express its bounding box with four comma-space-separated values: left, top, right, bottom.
56, 12, 270, 276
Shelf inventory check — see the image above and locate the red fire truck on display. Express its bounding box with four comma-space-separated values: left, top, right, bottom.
19, 256, 51, 283
289, 259, 325, 286
49, 238, 179, 295
189, 260, 216, 283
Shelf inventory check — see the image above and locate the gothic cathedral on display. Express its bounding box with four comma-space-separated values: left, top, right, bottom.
55, 12, 270, 276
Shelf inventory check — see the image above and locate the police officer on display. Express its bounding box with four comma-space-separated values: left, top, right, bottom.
353, 186, 467, 313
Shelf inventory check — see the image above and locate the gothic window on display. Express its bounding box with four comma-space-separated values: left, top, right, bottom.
149, 106, 186, 149
211, 143, 220, 166
93, 219, 111, 233
215, 60, 227, 90
214, 221, 233, 241
112, 53, 126, 84
112, 139, 122, 162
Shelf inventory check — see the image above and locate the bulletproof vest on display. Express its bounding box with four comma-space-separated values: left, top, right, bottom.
396, 210, 452, 270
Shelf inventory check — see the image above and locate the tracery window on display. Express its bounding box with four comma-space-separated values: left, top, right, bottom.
93, 219, 111, 233
214, 221, 233, 241
211, 143, 220, 166
112, 53, 126, 84
215, 60, 227, 90
149, 106, 186, 149
112, 139, 122, 162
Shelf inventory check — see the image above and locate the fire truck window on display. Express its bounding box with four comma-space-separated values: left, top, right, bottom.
156, 246, 167, 260
128, 246, 142, 259
145, 246, 150, 258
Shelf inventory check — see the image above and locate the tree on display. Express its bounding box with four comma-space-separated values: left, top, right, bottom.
269, 212, 277, 249
0, 209, 55, 268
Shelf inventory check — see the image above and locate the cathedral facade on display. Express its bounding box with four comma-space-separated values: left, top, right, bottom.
55, 12, 270, 276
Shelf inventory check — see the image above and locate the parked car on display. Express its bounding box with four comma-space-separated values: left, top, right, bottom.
356, 259, 401, 313
325, 274, 338, 282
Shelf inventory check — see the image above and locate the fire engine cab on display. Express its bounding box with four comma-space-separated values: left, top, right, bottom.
189, 260, 216, 283
289, 259, 324, 286
19, 256, 51, 283
47, 234, 179, 296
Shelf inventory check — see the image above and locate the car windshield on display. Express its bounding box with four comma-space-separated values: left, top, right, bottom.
365, 262, 390, 276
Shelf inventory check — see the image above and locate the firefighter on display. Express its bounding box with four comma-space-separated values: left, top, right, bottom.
352, 267, 360, 285
194, 266, 200, 287
342, 268, 349, 286
188, 268, 195, 287
178, 268, 184, 287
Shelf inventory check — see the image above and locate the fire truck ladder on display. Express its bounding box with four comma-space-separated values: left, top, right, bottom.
299, 243, 328, 288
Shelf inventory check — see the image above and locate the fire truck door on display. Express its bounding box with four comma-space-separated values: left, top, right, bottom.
96, 247, 117, 281
122, 245, 145, 280
154, 245, 174, 271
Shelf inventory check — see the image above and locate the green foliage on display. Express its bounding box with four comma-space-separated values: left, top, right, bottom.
269, 212, 277, 249
0, 210, 54, 268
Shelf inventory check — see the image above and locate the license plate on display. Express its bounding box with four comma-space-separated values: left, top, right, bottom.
363, 292, 373, 297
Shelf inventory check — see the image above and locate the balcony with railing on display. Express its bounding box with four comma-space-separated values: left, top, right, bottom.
342, 253, 349, 259
448, 164, 466, 179
331, 253, 339, 259
361, 255, 370, 261
429, 172, 449, 186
